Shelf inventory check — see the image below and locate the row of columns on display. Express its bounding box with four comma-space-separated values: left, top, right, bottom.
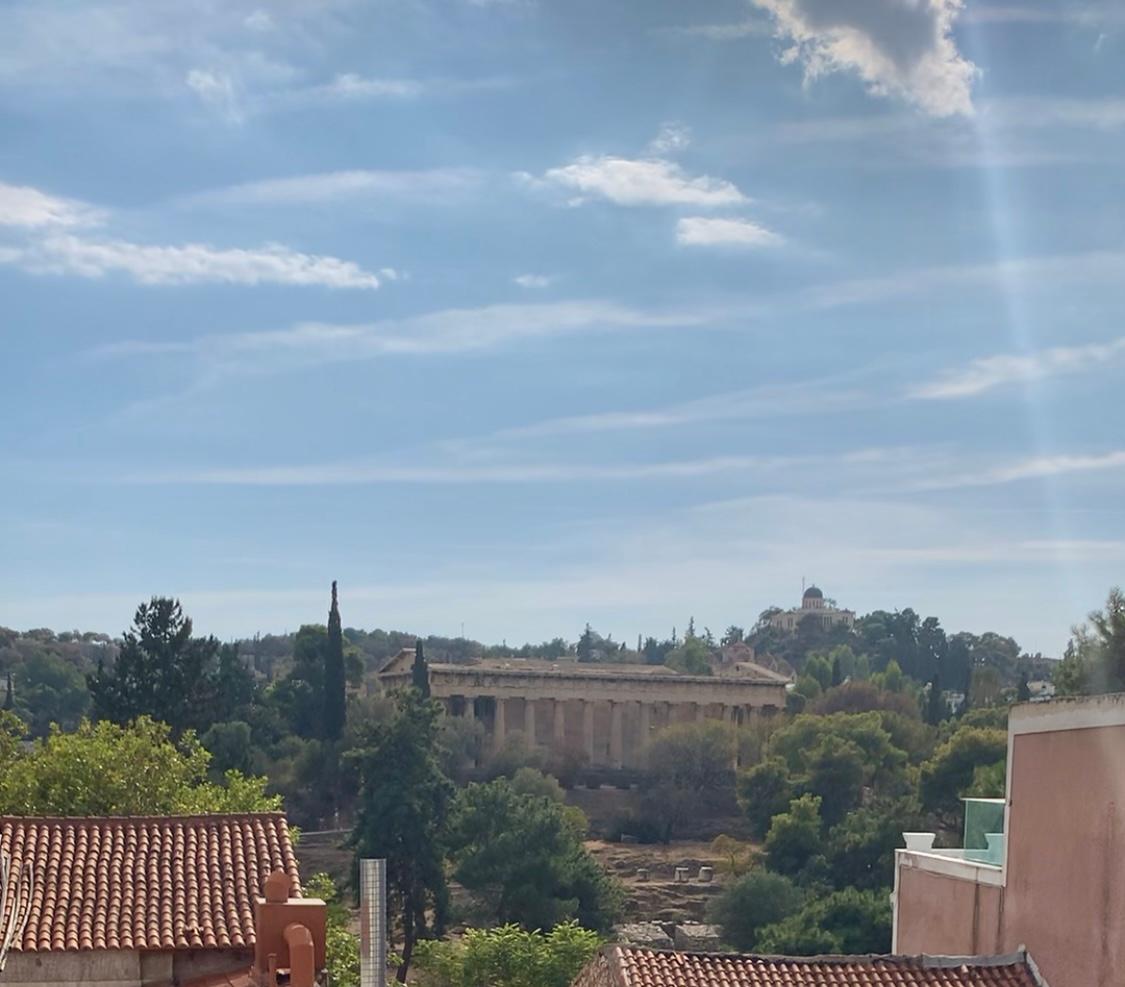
450, 694, 761, 770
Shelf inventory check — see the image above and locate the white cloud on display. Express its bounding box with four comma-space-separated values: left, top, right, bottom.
186, 68, 243, 123
751, 0, 977, 117
243, 9, 274, 31
4, 234, 385, 289
0, 180, 104, 229
660, 19, 773, 40
911, 337, 1125, 399
646, 122, 692, 156
186, 168, 482, 206
318, 73, 424, 99
538, 155, 746, 207
676, 216, 783, 247
513, 273, 553, 288
919, 450, 1125, 490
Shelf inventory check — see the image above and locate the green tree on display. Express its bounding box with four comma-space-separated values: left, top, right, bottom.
1054, 588, 1125, 695
349, 689, 453, 981
448, 778, 621, 933
201, 720, 253, 776
919, 726, 1007, 825
413, 922, 600, 987
802, 734, 865, 826
0, 716, 279, 815
305, 873, 360, 987
642, 721, 735, 840
88, 597, 221, 734
664, 637, 712, 676
764, 794, 824, 879
706, 870, 803, 951
736, 757, 794, 840
324, 582, 347, 740
1016, 672, 1031, 701
756, 888, 891, 955
825, 797, 920, 891
413, 638, 431, 697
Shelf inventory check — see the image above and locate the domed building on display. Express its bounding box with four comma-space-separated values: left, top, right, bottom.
769, 585, 855, 632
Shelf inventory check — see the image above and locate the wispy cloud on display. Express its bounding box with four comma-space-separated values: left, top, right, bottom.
676, 216, 783, 247
658, 19, 772, 41
184, 168, 483, 207
314, 73, 424, 99
534, 155, 746, 207
750, 0, 977, 117
0, 180, 104, 229
3, 234, 386, 289
98, 300, 705, 371
646, 122, 692, 156
920, 450, 1125, 490
185, 68, 244, 123
911, 337, 1125, 399
513, 273, 553, 288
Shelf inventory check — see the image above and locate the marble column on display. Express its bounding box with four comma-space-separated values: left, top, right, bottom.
493, 696, 507, 752
553, 700, 567, 749
525, 698, 537, 747
462, 696, 475, 721
582, 700, 595, 765
638, 702, 652, 769
609, 702, 624, 769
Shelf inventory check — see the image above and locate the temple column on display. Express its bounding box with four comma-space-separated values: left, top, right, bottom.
493, 696, 507, 752
462, 696, 475, 721
525, 698, 537, 746
553, 700, 567, 749
695, 703, 706, 722
638, 702, 652, 769
609, 702, 624, 769
582, 700, 595, 765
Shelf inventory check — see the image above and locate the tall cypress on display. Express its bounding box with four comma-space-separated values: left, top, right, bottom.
323, 580, 346, 740
2, 671, 13, 711
412, 639, 431, 698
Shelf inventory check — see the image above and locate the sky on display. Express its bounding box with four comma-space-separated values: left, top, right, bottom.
3, 0, 1125, 656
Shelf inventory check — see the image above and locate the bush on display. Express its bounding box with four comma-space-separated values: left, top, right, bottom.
756, 888, 892, 955
707, 870, 803, 950
764, 794, 825, 880
304, 873, 359, 987
607, 814, 666, 845
413, 922, 600, 987
736, 757, 794, 840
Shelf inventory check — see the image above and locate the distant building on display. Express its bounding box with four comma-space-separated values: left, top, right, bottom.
893, 691, 1125, 987
769, 585, 855, 633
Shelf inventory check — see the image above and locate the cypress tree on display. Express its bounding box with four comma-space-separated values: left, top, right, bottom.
323, 580, 346, 740
2, 671, 13, 711
412, 639, 431, 697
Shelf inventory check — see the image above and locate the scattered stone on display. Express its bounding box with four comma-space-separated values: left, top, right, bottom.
617, 923, 675, 949
673, 867, 689, 882
697, 866, 714, 883
635, 868, 649, 881
673, 923, 723, 951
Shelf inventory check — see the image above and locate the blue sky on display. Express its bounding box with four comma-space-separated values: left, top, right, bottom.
3, 0, 1125, 655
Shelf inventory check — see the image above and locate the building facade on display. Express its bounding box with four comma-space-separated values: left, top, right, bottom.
378, 651, 789, 771
892, 692, 1125, 987
769, 586, 855, 633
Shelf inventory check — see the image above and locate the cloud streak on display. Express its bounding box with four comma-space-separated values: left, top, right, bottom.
676, 216, 783, 247
185, 168, 483, 207
0, 180, 104, 229
912, 337, 1125, 399
536, 156, 746, 207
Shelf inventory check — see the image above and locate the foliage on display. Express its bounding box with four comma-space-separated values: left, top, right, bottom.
641, 721, 735, 840
509, 767, 567, 803
756, 887, 892, 955
802, 734, 867, 826
736, 757, 794, 840
919, 726, 1007, 825
709, 834, 757, 878
825, 797, 921, 891
324, 582, 347, 740
1053, 588, 1125, 696
413, 638, 431, 698
349, 688, 453, 981
764, 794, 825, 880
965, 760, 1006, 798
88, 597, 243, 735
447, 778, 621, 933
413, 922, 600, 987
305, 872, 360, 987
202, 720, 253, 775
707, 869, 803, 951
664, 636, 713, 676
0, 716, 279, 815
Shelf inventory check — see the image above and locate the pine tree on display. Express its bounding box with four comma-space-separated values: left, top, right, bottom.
831, 656, 843, 688
1017, 672, 1031, 701
323, 581, 346, 740
2, 671, 13, 711
925, 672, 946, 725
412, 639, 431, 697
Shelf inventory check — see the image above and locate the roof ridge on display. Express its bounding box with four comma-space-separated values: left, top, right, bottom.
614, 945, 1034, 967
0, 811, 288, 823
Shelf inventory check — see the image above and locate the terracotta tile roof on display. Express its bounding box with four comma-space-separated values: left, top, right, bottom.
575, 946, 1050, 987
0, 813, 299, 953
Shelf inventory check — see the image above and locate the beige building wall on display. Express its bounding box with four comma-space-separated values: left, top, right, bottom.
893, 693, 1125, 987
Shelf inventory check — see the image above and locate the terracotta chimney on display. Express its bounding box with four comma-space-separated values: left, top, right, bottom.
252, 870, 327, 987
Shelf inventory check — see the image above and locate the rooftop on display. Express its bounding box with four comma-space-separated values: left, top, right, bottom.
574, 946, 1048, 987
0, 813, 299, 953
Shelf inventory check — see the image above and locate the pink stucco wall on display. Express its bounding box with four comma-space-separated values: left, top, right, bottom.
896, 698, 1125, 987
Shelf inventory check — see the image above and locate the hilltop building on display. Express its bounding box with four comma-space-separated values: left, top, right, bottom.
378, 650, 790, 773
893, 691, 1125, 987
769, 585, 855, 633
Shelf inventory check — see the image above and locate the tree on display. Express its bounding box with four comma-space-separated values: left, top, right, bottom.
764, 794, 824, 879
919, 726, 1007, 825
305, 873, 360, 987
88, 597, 221, 734
577, 625, 595, 663
722, 626, 745, 646
707, 870, 803, 951
826, 797, 921, 890
2, 671, 12, 711
0, 716, 279, 815
664, 636, 712, 676
736, 757, 794, 840
1054, 588, 1125, 695
756, 888, 891, 955
413, 922, 600, 987
925, 672, 946, 726
413, 638, 431, 697
202, 720, 254, 775
349, 689, 453, 981
802, 734, 865, 826
1016, 672, 1031, 701
447, 778, 621, 933
324, 581, 347, 739
642, 721, 735, 840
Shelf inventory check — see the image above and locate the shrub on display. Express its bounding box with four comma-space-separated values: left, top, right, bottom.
707, 870, 803, 950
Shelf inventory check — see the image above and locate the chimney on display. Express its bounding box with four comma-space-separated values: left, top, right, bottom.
252, 870, 327, 987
